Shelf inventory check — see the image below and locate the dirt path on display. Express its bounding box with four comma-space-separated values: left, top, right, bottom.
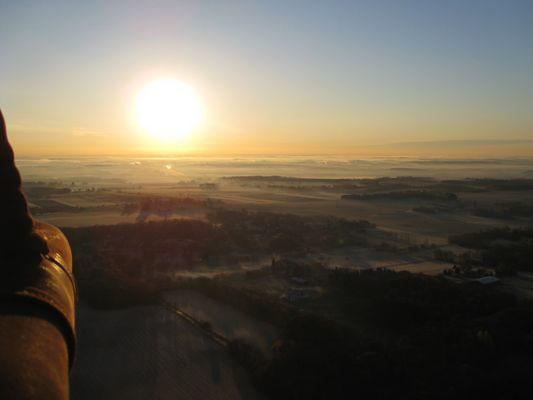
71, 304, 263, 400
160, 299, 229, 347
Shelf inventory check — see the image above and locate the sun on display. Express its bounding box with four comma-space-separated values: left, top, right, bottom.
136, 78, 203, 140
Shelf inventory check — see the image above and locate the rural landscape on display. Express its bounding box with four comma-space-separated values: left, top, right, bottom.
20, 156, 533, 399
4, 2, 532, 398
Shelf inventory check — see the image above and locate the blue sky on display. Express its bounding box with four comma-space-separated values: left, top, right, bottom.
1, 0, 532, 154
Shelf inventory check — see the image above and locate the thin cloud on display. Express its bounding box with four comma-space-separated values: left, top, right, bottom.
71, 127, 110, 138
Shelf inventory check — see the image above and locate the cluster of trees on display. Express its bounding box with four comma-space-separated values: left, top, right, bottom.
121, 196, 213, 222
74, 252, 159, 309
414, 199, 533, 222
327, 268, 514, 326
79, 272, 159, 309
450, 227, 533, 248
206, 209, 375, 253
469, 178, 533, 191
443, 264, 495, 279
222, 176, 362, 184
425, 178, 533, 193
24, 185, 72, 197
231, 176, 437, 193
224, 175, 437, 192
270, 258, 321, 278
342, 190, 458, 202
65, 219, 214, 277
470, 202, 533, 220
263, 183, 362, 192
437, 246, 480, 262
450, 228, 533, 274
198, 268, 533, 399
226, 177, 533, 203
64, 210, 377, 295
182, 277, 296, 326
31, 200, 115, 215
412, 205, 439, 214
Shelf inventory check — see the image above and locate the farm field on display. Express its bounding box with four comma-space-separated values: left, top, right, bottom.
71, 304, 263, 400
18, 156, 533, 398
163, 290, 279, 355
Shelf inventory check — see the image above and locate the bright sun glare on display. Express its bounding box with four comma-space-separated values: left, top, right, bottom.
136, 78, 203, 140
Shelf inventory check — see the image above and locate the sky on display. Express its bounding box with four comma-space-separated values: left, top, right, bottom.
1, 0, 532, 156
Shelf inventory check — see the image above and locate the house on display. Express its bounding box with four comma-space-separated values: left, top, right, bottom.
475, 276, 500, 285
281, 287, 319, 302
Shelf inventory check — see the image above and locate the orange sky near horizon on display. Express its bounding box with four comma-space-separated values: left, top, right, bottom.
2, 1, 532, 157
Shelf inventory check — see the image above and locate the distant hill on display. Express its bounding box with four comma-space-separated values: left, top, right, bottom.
368, 139, 533, 157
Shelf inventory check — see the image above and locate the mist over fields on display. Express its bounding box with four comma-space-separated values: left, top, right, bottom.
3, 0, 533, 397
18, 155, 533, 185
19, 155, 533, 399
